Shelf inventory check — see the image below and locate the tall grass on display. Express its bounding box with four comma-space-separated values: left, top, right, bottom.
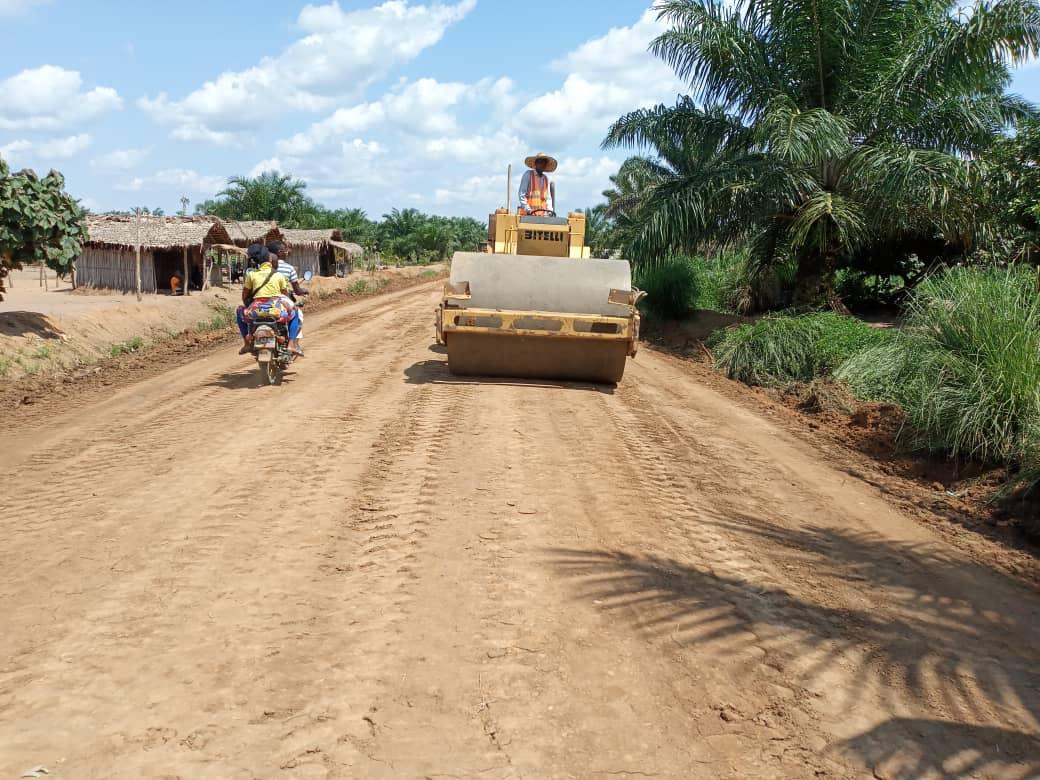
837, 267, 1040, 462
634, 256, 700, 320
711, 312, 893, 386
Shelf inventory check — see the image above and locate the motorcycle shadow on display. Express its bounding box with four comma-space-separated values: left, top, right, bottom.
207, 364, 298, 390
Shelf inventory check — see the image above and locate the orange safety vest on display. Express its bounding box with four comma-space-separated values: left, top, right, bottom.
526, 171, 549, 211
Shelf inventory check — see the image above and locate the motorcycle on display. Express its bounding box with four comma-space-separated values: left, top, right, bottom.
248, 270, 312, 386
249, 318, 296, 385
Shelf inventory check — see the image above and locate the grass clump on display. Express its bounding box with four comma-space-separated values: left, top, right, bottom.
110, 336, 145, 356
634, 256, 700, 320
837, 267, 1040, 462
347, 278, 388, 295
195, 302, 236, 333
712, 312, 893, 386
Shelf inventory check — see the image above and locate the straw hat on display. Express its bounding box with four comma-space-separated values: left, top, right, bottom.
524, 152, 558, 172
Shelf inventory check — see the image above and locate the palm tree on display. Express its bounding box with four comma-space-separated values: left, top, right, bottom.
583, 205, 613, 257
337, 208, 376, 246
203, 171, 315, 225
604, 0, 1040, 307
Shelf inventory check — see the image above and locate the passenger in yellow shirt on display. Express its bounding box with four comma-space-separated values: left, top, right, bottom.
236, 245, 303, 356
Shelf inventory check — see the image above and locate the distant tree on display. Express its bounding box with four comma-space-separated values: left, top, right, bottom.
583, 205, 612, 258
197, 171, 314, 224
0, 159, 87, 300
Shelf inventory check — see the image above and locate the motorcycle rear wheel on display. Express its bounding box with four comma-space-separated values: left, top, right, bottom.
261, 358, 278, 386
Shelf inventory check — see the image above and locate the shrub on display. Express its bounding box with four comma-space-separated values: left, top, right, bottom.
718, 253, 799, 314
110, 336, 145, 356
196, 302, 236, 333
347, 278, 388, 295
837, 267, 1040, 462
713, 312, 892, 386
634, 256, 700, 320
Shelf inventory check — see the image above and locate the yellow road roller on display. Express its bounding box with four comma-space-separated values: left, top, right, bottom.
436, 204, 643, 384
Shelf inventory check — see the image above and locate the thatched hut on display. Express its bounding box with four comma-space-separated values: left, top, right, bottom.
281, 228, 362, 277
224, 220, 284, 249
78, 216, 233, 293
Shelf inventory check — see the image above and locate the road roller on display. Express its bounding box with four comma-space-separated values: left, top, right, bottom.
435, 205, 644, 385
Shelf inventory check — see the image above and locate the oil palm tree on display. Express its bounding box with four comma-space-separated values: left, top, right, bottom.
604, 0, 1040, 306
202, 171, 314, 225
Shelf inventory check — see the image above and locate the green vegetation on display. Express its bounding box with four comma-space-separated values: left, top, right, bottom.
110, 337, 145, 357
195, 302, 237, 333
712, 313, 893, 386
346, 278, 388, 295
837, 268, 1040, 462
634, 256, 701, 320
594, 0, 1040, 310
195, 174, 484, 264
0, 158, 87, 301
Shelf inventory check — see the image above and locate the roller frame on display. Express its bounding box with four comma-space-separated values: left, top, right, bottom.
439, 306, 640, 357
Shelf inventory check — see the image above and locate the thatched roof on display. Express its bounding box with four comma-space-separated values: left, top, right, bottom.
224, 220, 283, 245
85, 216, 232, 250
281, 228, 344, 248
329, 240, 364, 256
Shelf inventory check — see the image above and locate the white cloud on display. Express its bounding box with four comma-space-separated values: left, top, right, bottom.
249, 7, 675, 217
514, 9, 684, 148
0, 0, 50, 16
0, 134, 92, 166
90, 147, 151, 172
115, 169, 226, 195
423, 131, 525, 165
277, 77, 479, 156
0, 65, 122, 131
140, 0, 476, 143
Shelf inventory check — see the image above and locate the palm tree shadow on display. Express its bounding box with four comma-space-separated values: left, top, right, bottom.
838, 718, 1040, 779
545, 516, 1040, 777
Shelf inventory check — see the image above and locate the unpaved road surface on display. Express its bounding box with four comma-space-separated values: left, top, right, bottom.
2, 283, 1038, 779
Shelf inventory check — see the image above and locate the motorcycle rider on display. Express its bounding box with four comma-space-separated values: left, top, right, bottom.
236, 245, 303, 357
267, 240, 308, 343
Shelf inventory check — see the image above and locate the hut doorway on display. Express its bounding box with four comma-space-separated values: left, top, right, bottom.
153, 249, 202, 294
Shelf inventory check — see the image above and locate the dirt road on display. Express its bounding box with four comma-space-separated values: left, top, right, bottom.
2, 283, 1038, 779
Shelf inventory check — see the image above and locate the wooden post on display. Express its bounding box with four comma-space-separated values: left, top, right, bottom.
135, 208, 142, 301
183, 244, 190, 297
39, 262, 44, 288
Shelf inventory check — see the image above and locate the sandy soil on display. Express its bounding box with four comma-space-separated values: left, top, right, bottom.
1, 282, 1037, 778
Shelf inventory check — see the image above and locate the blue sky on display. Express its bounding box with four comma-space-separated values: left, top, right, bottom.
2, 0, 1039, 220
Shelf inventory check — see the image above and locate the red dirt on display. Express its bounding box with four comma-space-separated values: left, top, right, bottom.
644, 322, 1040, 585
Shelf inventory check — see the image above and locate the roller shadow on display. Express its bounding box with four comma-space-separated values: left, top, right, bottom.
546, 514, 1040, 776
404, 358, 616, 393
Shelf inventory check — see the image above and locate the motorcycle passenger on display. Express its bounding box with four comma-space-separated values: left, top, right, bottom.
267, 240, 308, 342
236, 245, 303, 357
